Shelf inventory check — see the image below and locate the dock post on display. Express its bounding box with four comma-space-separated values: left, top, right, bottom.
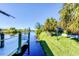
0, 32, 4, 48
28, 28, 30, 55
17, 32, 22, 54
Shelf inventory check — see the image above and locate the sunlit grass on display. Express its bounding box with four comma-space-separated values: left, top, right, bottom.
39, 32, 79, 56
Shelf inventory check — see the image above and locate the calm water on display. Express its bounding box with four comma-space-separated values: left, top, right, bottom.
4, 33, 26, 40
5, 35, 14, 39
0, 32, 45, 56
0, 33, 28, 56
23, 32, 45, 56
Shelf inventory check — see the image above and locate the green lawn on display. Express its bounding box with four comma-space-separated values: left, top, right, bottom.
39, 32, 79, 56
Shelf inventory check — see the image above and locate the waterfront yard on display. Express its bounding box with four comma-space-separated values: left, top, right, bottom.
39, 32, 79, 56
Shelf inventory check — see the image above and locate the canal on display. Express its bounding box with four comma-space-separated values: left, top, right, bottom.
23, 32, 45, 56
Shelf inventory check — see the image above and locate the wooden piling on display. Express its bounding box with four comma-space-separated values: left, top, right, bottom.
0, 32, 4, 48
17, 32, 22, 54
28, 28, 30, 55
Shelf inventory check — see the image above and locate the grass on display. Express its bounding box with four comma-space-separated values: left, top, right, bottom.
39, 32, 79, 56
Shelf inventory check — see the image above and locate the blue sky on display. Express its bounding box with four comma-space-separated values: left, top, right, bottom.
0, 3, 63, 29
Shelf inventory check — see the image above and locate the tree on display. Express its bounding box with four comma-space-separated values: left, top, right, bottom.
35, 22, 43, 38
44, 18, 57, 32
59, 3, 79, 34
59, 3, 74, 30
7, 27, 17, 35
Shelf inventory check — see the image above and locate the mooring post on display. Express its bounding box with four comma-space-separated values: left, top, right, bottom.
0, 32, 4, 48
28, 28, 30, 55
17, 32, 22, 54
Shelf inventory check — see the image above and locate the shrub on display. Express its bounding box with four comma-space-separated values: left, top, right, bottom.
63, 30, 68, 34
36, 29, 42, 38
